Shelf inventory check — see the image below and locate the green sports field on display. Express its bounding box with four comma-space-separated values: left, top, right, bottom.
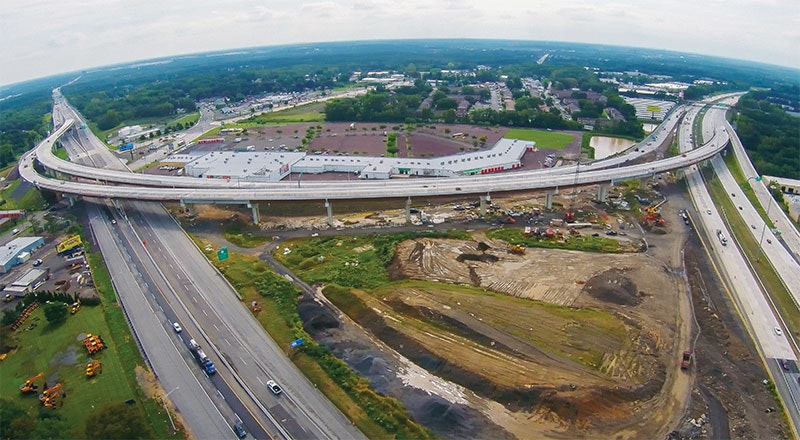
504, 128, 573, 150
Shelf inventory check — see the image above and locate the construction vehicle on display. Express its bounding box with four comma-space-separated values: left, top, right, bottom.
564, 211, 575, 222
508, 244, 526, 255
70, 301, 81, 314
85, 360, 102, 377
39, 383, 65, 408
188, 339, 217, 375
83, 334, 106, 354
681, 350, 692, 369
20, 372, 46, 394
250, 301, 261, 313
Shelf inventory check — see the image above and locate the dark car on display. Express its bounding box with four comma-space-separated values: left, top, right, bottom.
233, 423, 247, 438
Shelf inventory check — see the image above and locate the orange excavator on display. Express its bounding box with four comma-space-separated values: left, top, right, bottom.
20, 372, 46, 394
39, 383, 65, 408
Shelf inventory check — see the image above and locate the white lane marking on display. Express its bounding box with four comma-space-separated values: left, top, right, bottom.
192, 296, 198, 304
202, 309, 208, 317
240, 357, 248, 366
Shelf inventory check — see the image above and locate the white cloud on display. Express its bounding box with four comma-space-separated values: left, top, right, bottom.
1, 0, 798, 85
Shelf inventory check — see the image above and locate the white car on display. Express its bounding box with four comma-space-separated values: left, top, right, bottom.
775, 327, 783, 336
172, 322, 183, 333
266, 380, 282, 395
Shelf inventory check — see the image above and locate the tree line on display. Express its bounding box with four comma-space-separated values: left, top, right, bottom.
734, 87, 799, 179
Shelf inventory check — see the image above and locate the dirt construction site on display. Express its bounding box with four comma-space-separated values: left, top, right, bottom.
185, 180, 787, 439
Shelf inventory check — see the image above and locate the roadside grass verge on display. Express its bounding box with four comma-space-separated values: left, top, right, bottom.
504, 128, 572, 149
54, 146, 69, 160
223, 223, 271, 248
191, 239, 435, 439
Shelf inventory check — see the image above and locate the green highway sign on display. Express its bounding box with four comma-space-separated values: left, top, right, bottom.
218, 247, 229, 261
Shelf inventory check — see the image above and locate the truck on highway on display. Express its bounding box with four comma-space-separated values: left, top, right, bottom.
716, 229, 728, 246
188, 339, 217, 375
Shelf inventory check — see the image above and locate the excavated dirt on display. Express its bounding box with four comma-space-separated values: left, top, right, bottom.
185, 175, 786, 440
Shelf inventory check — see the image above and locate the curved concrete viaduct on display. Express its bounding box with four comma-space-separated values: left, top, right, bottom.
20, 111, 729, 204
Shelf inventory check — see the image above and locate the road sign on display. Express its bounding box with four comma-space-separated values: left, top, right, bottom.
218, 247, 228, 261
290, 338, 304, 348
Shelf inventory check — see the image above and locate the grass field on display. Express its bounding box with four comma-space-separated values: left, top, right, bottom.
0, 306, 145, 438
236, 102, 326, 126
0, 179, 47, 211
504, 128, 573, 150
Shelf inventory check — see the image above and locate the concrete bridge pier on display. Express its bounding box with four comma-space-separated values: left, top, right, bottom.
479, 194, 491, 216
597, 183, 612, 203
248, 202, 260, 225
544, 188, 558, 210
325, 199, 333, 226
405, 197, 412, 223
179, 200, 195, 217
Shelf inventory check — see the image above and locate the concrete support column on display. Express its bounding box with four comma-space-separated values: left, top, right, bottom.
65, 195, 75, 207
544, 189, 558, 210
405, 197, 412, 223
479, 194, 491, 216
248, 202, 260, 225
597, 183, 612, 203
325, 199, 333, 226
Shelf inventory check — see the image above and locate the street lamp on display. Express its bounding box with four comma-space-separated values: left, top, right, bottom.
758, 183, 778, 250
164, 387, 179, 434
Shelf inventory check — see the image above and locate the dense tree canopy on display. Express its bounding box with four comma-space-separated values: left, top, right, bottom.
734, 88, 800, 179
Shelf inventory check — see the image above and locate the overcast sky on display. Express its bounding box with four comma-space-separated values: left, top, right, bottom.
2, 0, 799, 86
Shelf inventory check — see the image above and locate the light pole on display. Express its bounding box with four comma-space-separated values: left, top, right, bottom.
758, 183, 778, 250
164, 387, 179, 434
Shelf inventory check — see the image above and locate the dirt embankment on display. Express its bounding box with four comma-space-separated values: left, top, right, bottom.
300, 232, 687, 439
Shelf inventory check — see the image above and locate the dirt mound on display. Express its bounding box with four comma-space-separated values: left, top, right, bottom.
298, 299, 339, 332
582, 268, 642, 306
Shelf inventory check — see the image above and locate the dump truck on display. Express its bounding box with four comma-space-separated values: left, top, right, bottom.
681, 350, 692, 369
188, 339, 216, 375
86, 360, 102, 377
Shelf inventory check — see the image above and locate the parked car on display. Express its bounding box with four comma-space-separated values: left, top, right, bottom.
33, 259, 43, 266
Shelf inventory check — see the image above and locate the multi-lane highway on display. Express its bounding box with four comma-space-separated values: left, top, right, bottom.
53, 98, 365, 439
28, 89, 800, 437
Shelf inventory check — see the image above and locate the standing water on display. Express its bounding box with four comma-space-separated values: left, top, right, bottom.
590, 136, 636, 159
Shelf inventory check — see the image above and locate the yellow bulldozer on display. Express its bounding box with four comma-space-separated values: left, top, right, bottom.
39, 383, 65, 409
20, 372, 46, 394
85, 360, 102, 377
508, 244, 526, 255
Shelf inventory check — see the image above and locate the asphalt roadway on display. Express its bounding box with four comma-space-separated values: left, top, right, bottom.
54, 96, 364, 439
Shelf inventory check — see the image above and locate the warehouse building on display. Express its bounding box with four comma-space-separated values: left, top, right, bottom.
0, 236, 44, 273
181, 138, 533, 181
2, 268, 50, 297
